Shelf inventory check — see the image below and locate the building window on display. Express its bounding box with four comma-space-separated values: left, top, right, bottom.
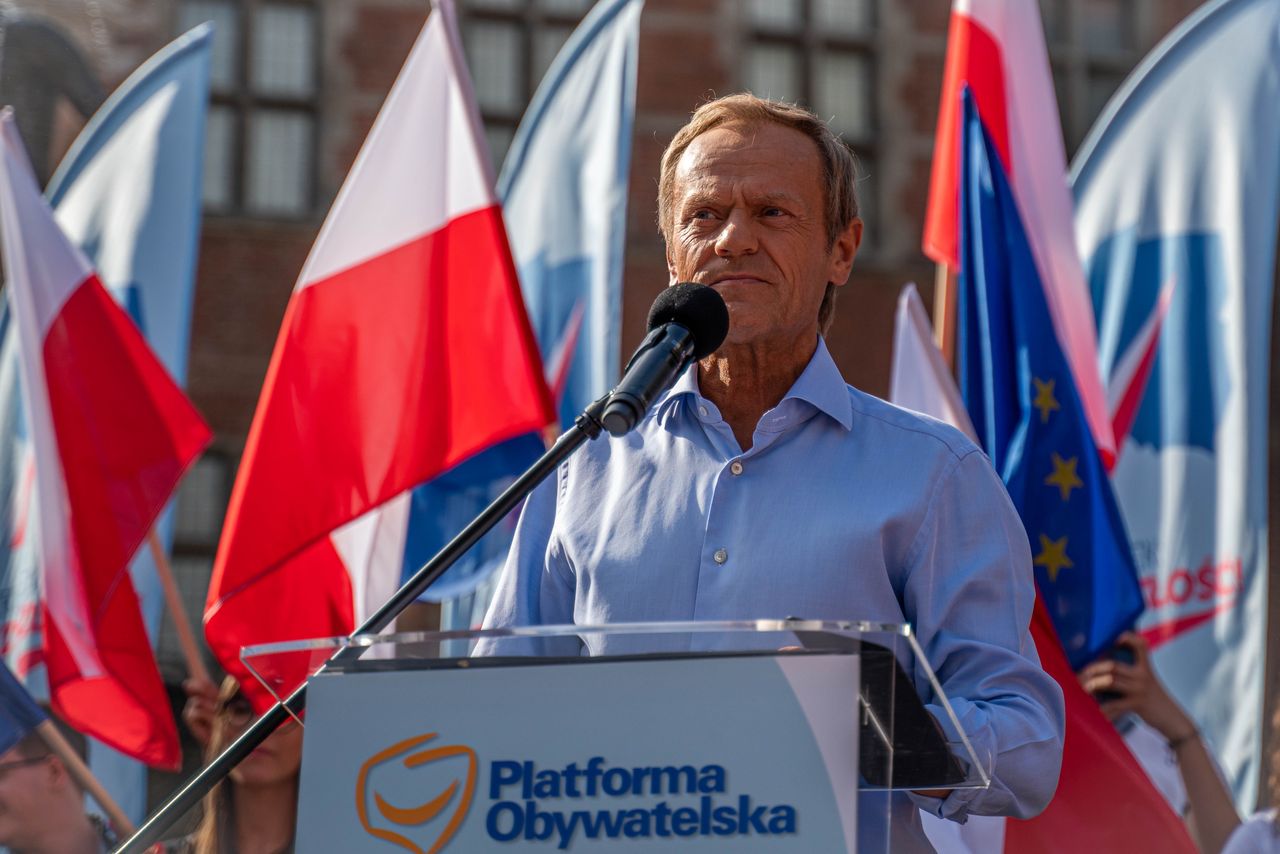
178, 0, 321, 218
1039, 0, 1149, 154
741, 0, 879, 251
458, 0, 593, 170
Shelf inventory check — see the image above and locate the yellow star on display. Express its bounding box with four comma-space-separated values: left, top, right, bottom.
1044, 453, 1084, 502
1032, 377, 1060, 423
1034, 534, 1073, 583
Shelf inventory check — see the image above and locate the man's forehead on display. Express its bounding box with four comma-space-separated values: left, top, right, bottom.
673, 122, 822, 198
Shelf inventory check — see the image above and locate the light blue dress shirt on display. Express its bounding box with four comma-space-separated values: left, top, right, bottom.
482, 338, 1065, 850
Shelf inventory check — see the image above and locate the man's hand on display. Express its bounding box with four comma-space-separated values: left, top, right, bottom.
182, 676, 220, 748
1077, 632, 1195, 742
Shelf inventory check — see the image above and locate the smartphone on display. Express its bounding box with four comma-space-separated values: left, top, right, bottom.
1093, 644, 1136, 704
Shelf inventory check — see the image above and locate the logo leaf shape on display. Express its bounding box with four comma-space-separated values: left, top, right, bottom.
355, 732, 477, 854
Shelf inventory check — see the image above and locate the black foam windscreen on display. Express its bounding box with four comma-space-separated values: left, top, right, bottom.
646, 283, 730, 360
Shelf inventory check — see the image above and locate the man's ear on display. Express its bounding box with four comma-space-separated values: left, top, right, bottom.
665, 244, 679, 286
43, 754, 69, 790
827, 216, 863, 288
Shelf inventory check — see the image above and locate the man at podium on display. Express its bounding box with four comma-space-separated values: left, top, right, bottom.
482, 93, 1065, 850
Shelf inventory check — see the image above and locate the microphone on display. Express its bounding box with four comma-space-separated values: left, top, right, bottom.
600, 283, 729, 437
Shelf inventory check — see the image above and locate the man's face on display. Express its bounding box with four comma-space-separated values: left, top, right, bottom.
0, 746, 55, 847
666, 121, 861, 350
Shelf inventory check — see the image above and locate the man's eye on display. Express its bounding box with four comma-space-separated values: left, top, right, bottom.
762, 207, 785, 217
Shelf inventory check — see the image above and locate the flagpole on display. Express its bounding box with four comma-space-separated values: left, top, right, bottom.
147, 528, 213, 687
36, 719, 135, 837
932, 262, 957, 366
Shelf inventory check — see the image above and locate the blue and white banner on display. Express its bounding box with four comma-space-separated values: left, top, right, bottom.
498, 0, 643, 426
0, 23, 213, 820
1072, 0, 1280, 807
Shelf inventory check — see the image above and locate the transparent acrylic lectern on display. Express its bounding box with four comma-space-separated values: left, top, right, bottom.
244, 620, 990, 853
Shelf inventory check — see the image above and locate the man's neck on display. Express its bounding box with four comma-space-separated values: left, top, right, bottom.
12, 812, 100, 854
232, 779, 297, 854
698, 333, 818, 451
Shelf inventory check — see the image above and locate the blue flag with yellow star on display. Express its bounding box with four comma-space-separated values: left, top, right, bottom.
956, 88, 1143, 669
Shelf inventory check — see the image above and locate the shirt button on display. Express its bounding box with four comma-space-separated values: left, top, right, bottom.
699, 406, 709, 417
730, 461, 744, 476
713, 548, 728, 565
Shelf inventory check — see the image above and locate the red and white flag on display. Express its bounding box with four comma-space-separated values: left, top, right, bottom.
0, 110, 211, 768
204, 0, 554, 699
924, 0, 1115, 464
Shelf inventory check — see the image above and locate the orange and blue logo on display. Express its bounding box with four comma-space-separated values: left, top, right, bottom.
355, 732, 477, 854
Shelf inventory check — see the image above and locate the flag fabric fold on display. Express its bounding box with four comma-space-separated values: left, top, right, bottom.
1072, 0, 1280, 806
956, 89, 1142, 671
394, 0, 645, 624
38, 23, 213, 819
204, 0, 554, 700
889, 284, 977, 442
499, 0, 643, 428
925, 0, 1113, 463
0, 110, 211, 768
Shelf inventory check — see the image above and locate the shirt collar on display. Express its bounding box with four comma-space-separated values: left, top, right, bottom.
654, 337, 853, 431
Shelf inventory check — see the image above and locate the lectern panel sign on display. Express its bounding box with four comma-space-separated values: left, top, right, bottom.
297, 654, 860, 852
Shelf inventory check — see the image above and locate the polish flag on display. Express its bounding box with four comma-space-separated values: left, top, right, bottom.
924, 0, 1115, 464
0, 110, 211, 768
204, 0, 554, 700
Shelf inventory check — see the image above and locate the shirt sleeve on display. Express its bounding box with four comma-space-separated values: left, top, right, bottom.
901, 449, 1066, 822
477, 467, 578, 655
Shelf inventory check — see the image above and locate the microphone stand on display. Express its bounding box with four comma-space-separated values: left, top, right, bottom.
114, 397, 608, 854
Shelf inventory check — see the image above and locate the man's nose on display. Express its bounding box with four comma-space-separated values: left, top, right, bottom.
714, 210, 757, 256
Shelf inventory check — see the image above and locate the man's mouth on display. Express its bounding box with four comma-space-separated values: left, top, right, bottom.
706, 274, 767, 287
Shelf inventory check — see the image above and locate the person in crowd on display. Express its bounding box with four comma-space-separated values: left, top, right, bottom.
481, 92, 1065, 851
1080, 631, 1243, 853
169, 677, 301, 854
0, 730, 115, 853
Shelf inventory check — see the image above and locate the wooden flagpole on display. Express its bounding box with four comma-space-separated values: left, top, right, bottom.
146, 528, 212, 687
932, 262, 958, 366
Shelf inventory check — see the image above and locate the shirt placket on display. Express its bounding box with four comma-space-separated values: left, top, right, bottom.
689, 401, 777, 620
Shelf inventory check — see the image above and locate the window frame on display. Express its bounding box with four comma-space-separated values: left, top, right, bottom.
1040, 0, 1153, 154
180, 0, 324, 220
742, 1, 878, 151
460, 0, 591, 166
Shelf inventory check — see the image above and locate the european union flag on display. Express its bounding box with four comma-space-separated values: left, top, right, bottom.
956, 88, 1143, 669
0, 658, 44, 755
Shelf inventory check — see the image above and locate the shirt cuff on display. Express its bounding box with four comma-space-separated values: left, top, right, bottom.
911, 700, 994, 823
909, 784, 984, 823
